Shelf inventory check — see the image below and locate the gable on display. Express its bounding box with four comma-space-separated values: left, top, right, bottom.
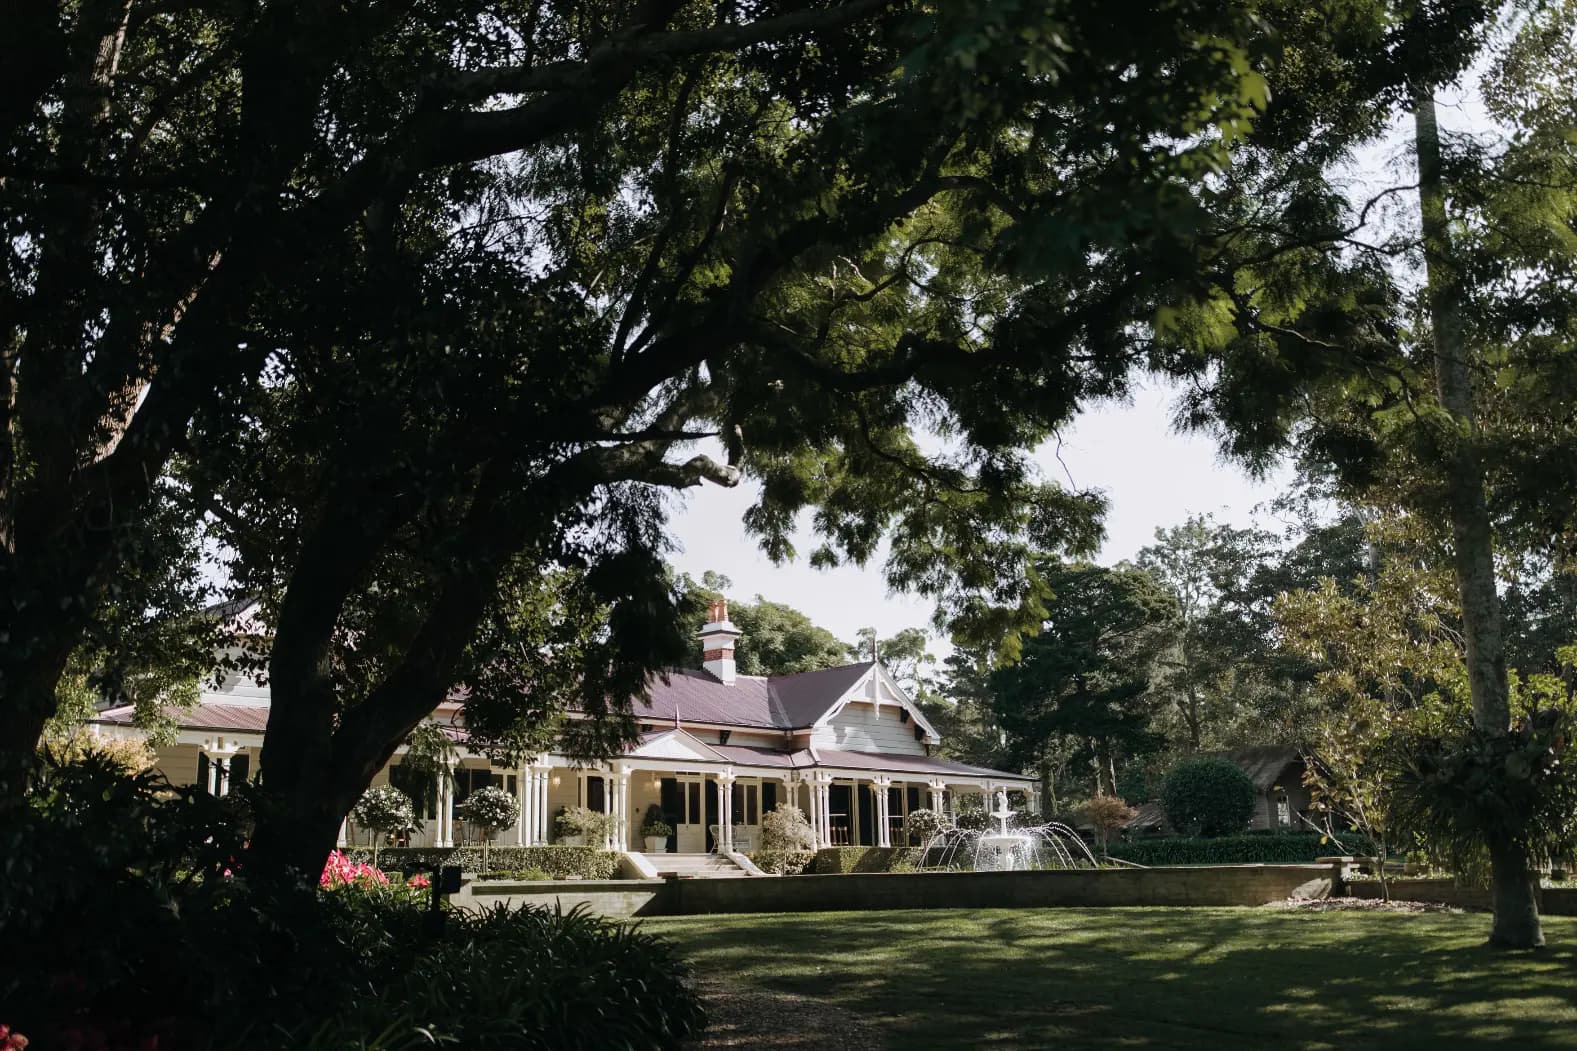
629, 729, 727, 763
810, 700, 929, 756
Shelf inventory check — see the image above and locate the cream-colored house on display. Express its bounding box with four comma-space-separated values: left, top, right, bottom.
90, 599, 1035, 861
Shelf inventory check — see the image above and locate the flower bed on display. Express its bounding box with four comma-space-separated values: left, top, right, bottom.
811, 847, 922, 874
747, 849, 816, 875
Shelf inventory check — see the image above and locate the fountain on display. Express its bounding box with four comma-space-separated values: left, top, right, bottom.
918, 790, 1097, 872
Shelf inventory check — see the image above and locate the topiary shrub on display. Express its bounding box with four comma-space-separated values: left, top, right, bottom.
554, 805, 613, 845
747, 849, 815, 875
903, 808, 946, 844
1161, 757, 1255, 837
457, 785, 521, 873
351, 784, 417, 866
759, 805, 815, 851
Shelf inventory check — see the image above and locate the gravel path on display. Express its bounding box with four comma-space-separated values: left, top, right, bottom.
686, 977, 885, 1050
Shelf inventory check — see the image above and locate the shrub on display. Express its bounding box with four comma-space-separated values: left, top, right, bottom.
1161, 757, 1256, 837
293, 904, 706, 1050
1105, 831, 1378, 866
639, 803, 674, 838
352, 784, 417, 865
458, 785, 521, 872
345, 845, 621, 880
903, 807, 947, 843
811, 847, 922, 873
954, 808, 988, 831
1079, 796, 1137, 851
6, 759, 702, 1049
759, 804, 815, 851
748, 849, 816, 875
554, 805, 614, 844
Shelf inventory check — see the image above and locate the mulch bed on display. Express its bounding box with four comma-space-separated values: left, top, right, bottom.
1264, 895, 1465, 914
686, 977, 885, 1050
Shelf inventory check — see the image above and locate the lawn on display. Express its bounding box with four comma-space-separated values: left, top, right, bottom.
643, 908, 1577, 1049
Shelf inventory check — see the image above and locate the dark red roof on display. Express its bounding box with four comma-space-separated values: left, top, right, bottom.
95, 701, 270, 734
633, 662, 874, 730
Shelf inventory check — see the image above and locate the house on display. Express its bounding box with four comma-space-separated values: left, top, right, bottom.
89, 599, 1036, 857
1119, 747, 1313, 836
1221, 746, 1312, 832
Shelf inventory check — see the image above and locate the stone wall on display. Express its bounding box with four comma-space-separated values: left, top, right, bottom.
455, 863, 1333, 918
1344, 879, 1577, 915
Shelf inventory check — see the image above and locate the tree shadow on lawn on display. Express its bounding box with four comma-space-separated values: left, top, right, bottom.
648, 908, 1577, 1050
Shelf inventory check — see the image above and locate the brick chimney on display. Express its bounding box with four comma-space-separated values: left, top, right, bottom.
698, 598, 743, 685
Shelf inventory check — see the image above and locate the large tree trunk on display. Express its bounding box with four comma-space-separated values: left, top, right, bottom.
1414, 89, 1542, 948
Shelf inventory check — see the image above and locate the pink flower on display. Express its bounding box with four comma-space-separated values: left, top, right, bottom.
406, 874, 430, 889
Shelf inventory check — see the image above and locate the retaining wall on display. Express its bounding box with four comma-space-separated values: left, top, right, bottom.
454, 863, 1333, 918
1344, 879, 1577, 915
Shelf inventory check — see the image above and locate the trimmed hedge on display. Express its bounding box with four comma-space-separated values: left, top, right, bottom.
1105, 832, 1378, 867
747, 849, 816, 875
344, 845, 619, 880
811, 846, 922, 874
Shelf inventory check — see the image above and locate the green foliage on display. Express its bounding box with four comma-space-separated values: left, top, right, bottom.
680, 574, 850, 676
759, 805, 815, 852
1389, 710, 1577, 875
987, 562, 1179, 796
639, 803, 674, 838
554, 805, 615, 844
343, 846, 620, 881
1161, 758, 1256, 837
458, 786, 521, 835
811, 847, 922, 874
352, 784, 418, 866
747, 850, 816, 876
1106, 832, 1377, 867
296, 904, 705, 1050
903, 808, 947, 844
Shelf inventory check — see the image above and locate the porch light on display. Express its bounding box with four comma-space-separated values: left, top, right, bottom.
551, 773, 562, 787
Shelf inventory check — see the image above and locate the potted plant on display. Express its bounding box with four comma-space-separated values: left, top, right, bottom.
640, 804, 673, 853
554, 805, 608, 846
456, 784, 520, 874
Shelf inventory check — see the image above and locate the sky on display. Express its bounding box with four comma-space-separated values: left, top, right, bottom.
665, 378, 1293, 650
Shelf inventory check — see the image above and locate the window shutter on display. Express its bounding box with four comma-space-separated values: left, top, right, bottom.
229, 755, 250, 785
196, 752, 210, 793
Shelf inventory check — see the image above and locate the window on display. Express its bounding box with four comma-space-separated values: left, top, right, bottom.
731, 781, 759, 824
1276, 793, 1291, 828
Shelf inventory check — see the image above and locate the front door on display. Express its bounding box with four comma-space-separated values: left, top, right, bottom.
671, 776, 708, 853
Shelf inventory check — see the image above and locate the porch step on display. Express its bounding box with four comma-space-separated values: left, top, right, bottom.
646, 852, 752, 879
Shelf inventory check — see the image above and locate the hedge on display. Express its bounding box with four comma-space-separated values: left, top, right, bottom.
343, 845, 620, 880
811, 846, 922, 874
1104, 832, 1379, 867
747, 849, 815, 875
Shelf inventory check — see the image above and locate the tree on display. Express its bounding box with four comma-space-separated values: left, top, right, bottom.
679, 574, 849, 676
1144, 0, 1577, 944
150, 0, 1292, 883
0, 0, 1284, 819
986, 562, 1180, 797
1160, 757, 1255, 837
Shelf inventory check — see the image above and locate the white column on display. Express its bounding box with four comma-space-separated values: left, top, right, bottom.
817, 778, 832, 845
718, 772, 735, 851
515, 767, 528, 846
535, 769, 550, 845
434, 768, 448, 847
928, 780, 945, 814
613, 770, 630, 850
874, 776, 893, 848
337, 818, 349, 848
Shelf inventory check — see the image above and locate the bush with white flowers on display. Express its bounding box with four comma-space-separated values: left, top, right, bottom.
457, 785, 521, 872
352, 784, 417, 865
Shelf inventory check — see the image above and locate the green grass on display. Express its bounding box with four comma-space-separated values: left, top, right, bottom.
642, 908, 1577, 1049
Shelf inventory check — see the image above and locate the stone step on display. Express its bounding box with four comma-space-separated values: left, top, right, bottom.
647, 852, 751, 878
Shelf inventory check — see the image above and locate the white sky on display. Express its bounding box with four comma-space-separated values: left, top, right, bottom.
666, 378, 1292, 649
